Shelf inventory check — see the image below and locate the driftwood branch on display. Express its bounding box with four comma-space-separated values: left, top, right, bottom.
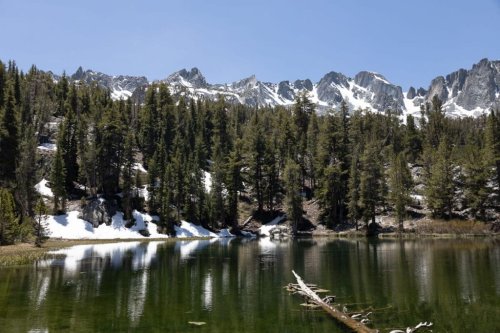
291, 270, 378, 333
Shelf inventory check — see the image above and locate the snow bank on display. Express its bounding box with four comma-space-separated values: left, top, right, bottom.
259, 215, 286, 236
37, 143, 57, 152
175, 221, 218, 238
203, 171, 212, 193
45, 211, 169, 239
45, 209, 232, 239
218, 228, 234, 238
133, 163, 147, 173
35, 179, 53, 197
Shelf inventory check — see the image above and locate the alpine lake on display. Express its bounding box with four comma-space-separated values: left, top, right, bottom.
0, 238, 499, 333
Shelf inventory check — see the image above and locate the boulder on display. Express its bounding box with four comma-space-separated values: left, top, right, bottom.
79, 198, 118, 227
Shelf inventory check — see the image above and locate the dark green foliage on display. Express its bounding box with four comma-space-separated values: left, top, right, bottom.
51, 147, 67, 214
57, 105, 78, 191
0, 84, 19, 181
96, 105, 124, 197
284, 159, 303, 235
359, 141, 384, 227
121, 132, 134, 221
388, 152, 412, 231
226, 139, 243, 230
0, 188, 19, 245
34, 197, 49, 247
0, 58, 497, 243
425, 136, 455, 219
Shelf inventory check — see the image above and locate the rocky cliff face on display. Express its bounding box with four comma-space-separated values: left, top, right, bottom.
425, 58, 500, 115
70, 67, 148, 100
63, 58, 499, 117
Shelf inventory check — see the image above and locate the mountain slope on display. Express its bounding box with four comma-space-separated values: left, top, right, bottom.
65, 59, 500, 116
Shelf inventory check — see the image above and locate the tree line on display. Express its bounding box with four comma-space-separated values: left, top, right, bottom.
0, 60, 499, 244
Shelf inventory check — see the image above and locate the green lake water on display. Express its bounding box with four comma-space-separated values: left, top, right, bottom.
0, 238, 499, 332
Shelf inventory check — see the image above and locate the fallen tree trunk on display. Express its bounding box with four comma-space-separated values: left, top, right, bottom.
291, 270, 378, 333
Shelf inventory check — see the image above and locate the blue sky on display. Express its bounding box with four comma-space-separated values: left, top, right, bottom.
0, 0, 499, 89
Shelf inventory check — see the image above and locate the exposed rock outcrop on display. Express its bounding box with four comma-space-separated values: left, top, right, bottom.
79, 198, 118, 228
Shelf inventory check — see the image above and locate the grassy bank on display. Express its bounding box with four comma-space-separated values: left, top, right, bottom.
0, 239, 166, 267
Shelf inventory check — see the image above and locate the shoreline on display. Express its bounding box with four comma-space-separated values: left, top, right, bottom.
1, 231, 498, 267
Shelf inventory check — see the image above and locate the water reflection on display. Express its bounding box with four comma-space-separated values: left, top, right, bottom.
0, 238, 497, 333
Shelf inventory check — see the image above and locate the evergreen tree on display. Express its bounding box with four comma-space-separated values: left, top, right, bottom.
425, 136, 455, 219
160, 164, 176, 236
0, 84, 19, 181
226, 139, 243, 230
306, 111, 319, 192
462, 145, 491, 220
0, 61, 5, 108
317, 163, 342, 228
51, 148, 67, 214
33, 197, 49, 247
347, 149, 362, 230
57, 107, 78, 191
0, 188, 19, 245
139, 85, 158, 164
485, 109, 500, 201
388, 152, 412, 231
122, 132, 134, 221
96, 105, 124, 197
404, 114, 422, 163
245, 113, 266, 212
209, 134, 226, 228
284, 159, 303, 235
359, 141, 383, 228
15, 124, 37, 218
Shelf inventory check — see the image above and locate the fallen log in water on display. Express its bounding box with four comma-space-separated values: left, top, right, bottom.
291, 270, 378, 333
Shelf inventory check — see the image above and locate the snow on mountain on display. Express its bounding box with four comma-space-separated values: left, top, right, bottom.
64, 59, 499, 117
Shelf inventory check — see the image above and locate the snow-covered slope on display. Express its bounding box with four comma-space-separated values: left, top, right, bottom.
45, 210, 234, 239
63, 58, 499, 117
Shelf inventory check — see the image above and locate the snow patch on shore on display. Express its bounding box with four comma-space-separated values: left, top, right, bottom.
45, 210, 231, 239
259, 215, 286, 236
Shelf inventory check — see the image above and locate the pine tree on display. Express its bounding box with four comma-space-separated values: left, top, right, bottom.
96, 105, 124, 197
317, 163, 342, 228
404, 114, 422, 164
359, 141, 383, 228
245, 113, 266, 212
160, 164, 176, 236
57, 107, 78, 191
15, 125, 37, 218
347, 148, 362, 230
33, 197, 49, 247
226, 139, 243, 230
0, 84, 19, 181
122, 132, 134, 221
139, 84, 158, 164
284, 159, 303, 235
306, 111, 319, 192
0, 188, 19, 245
425, 136, 455, 219
484, 109, 500, 202
462, 145, 491, 220
209, 135, 226, 228
51, 148, 67, 214
388, 152, 412, 231
0, 61, 5, 109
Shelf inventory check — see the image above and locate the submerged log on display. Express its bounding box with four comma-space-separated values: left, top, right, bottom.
291, 270, 378, 333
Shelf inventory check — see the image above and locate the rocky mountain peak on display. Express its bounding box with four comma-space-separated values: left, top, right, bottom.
49, 58, 498, 117
72, 66, 85, 80
166, 67, 207, 88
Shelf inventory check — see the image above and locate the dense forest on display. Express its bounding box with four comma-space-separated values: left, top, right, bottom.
0, 60, 499, 244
